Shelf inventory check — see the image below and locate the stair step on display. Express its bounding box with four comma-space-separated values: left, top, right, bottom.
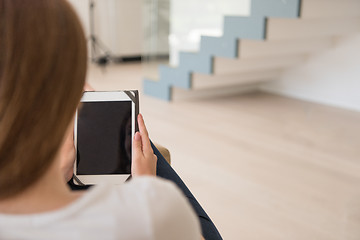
238, 37, 335, 58
301, 0, 360, 18
267, 17, 360, 40
199, 16, 267, 59
251, 0, 300, 18
159, 65, 191, 88
214, 55, 307, 75
200, 36, 238, 58
223, 16, 266, 40
143, 78, 171, 101
178, 52, 212, 74
191, 69, 283, 90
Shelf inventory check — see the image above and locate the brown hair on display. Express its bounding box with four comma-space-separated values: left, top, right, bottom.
0, 0, 87, 198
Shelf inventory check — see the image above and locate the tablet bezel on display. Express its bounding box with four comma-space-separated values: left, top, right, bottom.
73, 91, 135, 185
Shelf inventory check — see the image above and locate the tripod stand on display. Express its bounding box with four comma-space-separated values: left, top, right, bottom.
88, 0, 116, 66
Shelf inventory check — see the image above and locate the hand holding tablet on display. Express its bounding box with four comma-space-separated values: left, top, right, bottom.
73, 90, 156, 185
132, 114, 157, 177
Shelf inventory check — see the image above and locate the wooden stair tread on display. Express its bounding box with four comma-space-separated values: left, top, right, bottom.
213, 55, 307, 75
267, 17, 360, 40
192, 69, 283, 90
238, 37, 335, 58
301, 0, 360, 19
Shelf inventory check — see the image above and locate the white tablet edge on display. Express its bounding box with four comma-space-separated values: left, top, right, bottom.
73, 91, 135, 185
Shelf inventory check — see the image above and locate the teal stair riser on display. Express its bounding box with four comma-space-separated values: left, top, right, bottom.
200, 36, 238, 58
143, 79, 171, 101
223, 16, 266, 40
251, 0, 301, 18
144, 0, 301, 101
178, 52, 213, 74
159, 65, 191, 88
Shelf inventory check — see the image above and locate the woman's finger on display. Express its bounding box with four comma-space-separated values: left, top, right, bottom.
138, 114, 152, 154
84, 82, 95, 91
138, 114, 149, 138
133, 132, 143, 157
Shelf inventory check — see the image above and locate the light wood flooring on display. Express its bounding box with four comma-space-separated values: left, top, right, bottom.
87, 63, 360, 240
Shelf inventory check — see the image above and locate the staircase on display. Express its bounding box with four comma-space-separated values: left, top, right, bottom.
143, 0, 360, 101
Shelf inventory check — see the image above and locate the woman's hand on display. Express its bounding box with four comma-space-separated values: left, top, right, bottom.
84, 82, 94, 91
132, 114, 157, 176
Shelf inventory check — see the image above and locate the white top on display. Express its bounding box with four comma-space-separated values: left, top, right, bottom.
0, 177, 201, 240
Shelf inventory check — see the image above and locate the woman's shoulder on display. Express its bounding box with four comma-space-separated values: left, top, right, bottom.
117, 176, 201, 239
0, 177, 201, 240
79, 176, 201, 240
81, 176, 200, 220
105, 176, 195, 216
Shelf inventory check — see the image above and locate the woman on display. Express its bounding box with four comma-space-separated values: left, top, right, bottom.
0, 0, 222, 239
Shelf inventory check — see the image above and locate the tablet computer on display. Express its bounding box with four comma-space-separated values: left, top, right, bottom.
73, 91, 139, 185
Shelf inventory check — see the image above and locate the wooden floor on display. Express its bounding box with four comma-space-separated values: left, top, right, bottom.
87, 63, 360, 240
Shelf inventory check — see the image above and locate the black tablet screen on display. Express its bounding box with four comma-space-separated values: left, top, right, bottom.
76, 101, 132, 175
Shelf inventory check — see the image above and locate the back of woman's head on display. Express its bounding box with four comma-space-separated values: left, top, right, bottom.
0, 0, 87, 198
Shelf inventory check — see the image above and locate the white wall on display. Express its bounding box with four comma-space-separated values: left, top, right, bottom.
67, 0, 143, 56
260, 34, 360, 112
67, 0, 89, 35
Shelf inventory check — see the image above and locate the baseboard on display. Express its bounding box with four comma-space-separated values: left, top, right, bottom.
115, 54, 169, 63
